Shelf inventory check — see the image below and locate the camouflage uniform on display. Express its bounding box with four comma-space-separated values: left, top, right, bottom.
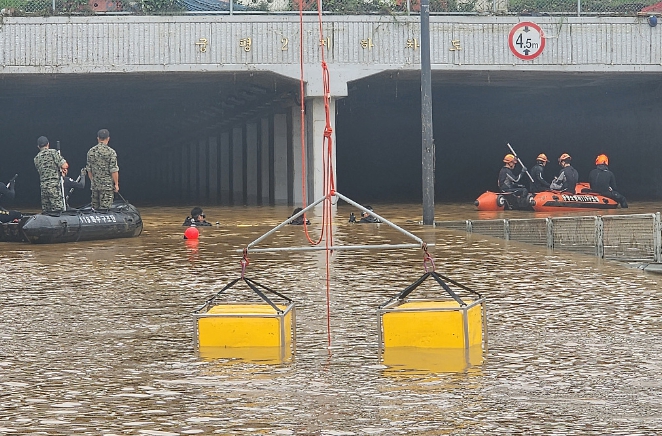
86, 142, 119, 209
34, 148, 65, 213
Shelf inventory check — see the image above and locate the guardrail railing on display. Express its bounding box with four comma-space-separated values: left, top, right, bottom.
2, 0, 661, 17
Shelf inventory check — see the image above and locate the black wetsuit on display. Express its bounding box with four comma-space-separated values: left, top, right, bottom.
530, 164, 550, 193
551, 165, 578, 193
289, 216, 310, 225
589, 164, 628, 208
183, 216, 212, 226
64, 176, 85, 192
0, 179, 22, 223
359, 215, 381, 223
498, 166, 528, 197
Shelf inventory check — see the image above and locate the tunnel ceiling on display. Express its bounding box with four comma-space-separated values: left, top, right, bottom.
0, 71, 299, 151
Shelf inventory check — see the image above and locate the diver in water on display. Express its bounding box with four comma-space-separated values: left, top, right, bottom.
550, 153, 578, 193
529, 153, 551, 193
349, 205, 382, 223
589, 154, 628, 208
289, 207, 310, 225
0, 174, 23, 223
183, 207, 212, 226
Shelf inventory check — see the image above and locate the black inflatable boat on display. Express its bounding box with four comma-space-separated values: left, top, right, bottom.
0, 201, 142, 244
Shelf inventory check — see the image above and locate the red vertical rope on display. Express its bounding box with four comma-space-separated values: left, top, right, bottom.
297, 0, 335, 347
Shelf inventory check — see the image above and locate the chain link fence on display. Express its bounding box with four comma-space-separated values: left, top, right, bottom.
437, 213, 662, 262
1, 0, 661, 16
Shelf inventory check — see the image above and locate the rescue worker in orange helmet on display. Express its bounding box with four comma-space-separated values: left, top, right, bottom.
589, 154, 628, 208
529, 153, 551, 193
498, 154, 528, 201
550, 153, 578, 193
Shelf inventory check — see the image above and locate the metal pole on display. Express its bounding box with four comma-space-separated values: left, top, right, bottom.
420, 0, 435, 225
230, 0, 233, 15
243, 243, 434, 254
577, 0, 581, 16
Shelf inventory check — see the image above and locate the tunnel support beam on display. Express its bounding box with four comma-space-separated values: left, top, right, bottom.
307, 96, 337, 203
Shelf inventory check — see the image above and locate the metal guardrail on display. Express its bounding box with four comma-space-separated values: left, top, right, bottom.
437, 213, 662, 262
2, 0, 661, 17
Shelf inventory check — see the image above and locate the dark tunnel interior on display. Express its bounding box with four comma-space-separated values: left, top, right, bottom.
1, 70, 661, 209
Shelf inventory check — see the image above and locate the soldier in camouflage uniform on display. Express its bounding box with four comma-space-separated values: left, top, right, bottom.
86, 129, 119, 210
33, 136, 66, 214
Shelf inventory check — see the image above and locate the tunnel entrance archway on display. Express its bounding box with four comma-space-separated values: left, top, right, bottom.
336, 71, 662, 203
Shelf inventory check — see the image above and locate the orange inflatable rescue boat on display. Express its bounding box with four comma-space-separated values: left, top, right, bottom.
475, 183, 619, 212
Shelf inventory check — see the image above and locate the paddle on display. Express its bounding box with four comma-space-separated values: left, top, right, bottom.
507, 143, 535, 184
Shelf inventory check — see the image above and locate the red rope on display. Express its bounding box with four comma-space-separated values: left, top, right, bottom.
297, 0, 335, 347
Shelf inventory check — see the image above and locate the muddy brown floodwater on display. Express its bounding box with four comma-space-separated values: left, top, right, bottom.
1, 203, 662, 435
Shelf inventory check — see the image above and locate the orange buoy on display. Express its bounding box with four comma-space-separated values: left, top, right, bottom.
184, 226, 199, 240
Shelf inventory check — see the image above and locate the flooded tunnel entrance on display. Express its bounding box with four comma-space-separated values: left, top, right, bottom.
0, 72, 300, 208
336, 71, 662, 203
2, 70, 662, 209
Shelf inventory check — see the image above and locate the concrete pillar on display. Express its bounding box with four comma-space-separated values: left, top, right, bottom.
246, 122, 258, 205
307, 97, 337, 201
232, 126, 243, 205
292, 105, 304, 205
220, 132, 231, 205
273, 113, 288, 204
198, 138, 208, 201
261, 117, 271, 205
209, 136, 218, 203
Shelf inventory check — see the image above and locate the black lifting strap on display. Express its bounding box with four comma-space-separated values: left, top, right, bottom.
379, 271, 472, 309
198, 277, 290, 315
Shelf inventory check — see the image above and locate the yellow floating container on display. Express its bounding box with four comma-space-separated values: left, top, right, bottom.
379, 299, 485, 349
382, 346, 484, 374
194, 303, 295, 352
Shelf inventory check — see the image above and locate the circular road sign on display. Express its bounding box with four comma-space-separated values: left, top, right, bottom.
508, 22, 545, 60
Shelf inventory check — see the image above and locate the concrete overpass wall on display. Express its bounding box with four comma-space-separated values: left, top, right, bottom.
2, 16, 661, 79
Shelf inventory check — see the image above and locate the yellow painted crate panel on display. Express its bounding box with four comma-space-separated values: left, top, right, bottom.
383, 346, 484, 373
197, 304, 292, 348
382, 301, 482, 348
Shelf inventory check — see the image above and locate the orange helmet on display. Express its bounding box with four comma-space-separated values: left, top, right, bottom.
595, 154, 609, 165
503, 154, 517, 164
558, 153, 571, 164
536, 153, 548, 163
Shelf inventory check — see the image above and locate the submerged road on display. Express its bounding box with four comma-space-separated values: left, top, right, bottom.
0, 204, 661, 434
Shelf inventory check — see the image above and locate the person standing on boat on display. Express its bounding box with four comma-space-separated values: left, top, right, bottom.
550, 153, 578, 193
498, 154, 528, 198
589, 154, 628, 208
61, 163, 86, 210
34, 136, 67, 214
529, 153, 551, 193
86, 129, 119, 210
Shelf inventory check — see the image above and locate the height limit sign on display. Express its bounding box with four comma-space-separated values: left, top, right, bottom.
508, 22, 545, 60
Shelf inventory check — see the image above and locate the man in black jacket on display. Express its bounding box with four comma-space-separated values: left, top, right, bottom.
529, 153, 551, 193
589, 154, 628, 208
550, 153, 578, 193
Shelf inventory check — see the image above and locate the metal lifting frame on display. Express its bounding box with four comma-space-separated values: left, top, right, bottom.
242, 191, 434, 254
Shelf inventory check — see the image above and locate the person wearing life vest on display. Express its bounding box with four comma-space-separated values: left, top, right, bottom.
498, 154, 528, 199
589, 154, 628, 208
550, 153, 578, 193
529, 153, 551, 193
